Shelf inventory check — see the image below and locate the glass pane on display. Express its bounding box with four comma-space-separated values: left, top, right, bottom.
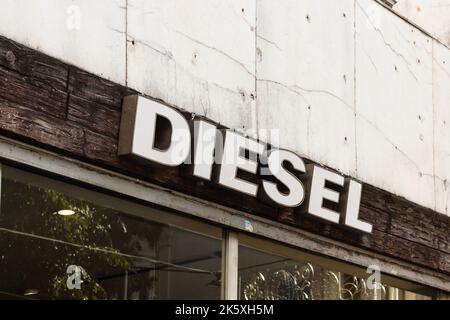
0, 166, 222, 300
238, 245, 436, 300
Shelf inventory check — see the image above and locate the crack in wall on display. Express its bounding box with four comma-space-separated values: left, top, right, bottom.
256, 79, 309, 104
259, 77, 436, 184
257, 34, 282, 51
228, 2, 253, 30
174, 29, 255, 78
257, 79, 353, 111
362, 47, 380, 73
127, 36, 174, 60
128, 36, 245, 102
356, 0, 420, 83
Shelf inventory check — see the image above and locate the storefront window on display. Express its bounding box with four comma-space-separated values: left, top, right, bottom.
238, 237, 436, 300
0, 166, 222, 300
0, 164, 441, 300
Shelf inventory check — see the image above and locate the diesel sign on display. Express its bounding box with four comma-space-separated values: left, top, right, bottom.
118, 95, 372, 234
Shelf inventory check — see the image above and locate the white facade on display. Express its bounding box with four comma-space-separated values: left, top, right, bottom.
0, 0, 449, 216
394, 0, 450, 47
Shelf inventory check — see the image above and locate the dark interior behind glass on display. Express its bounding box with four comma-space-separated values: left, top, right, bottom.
0, 166, 222, 300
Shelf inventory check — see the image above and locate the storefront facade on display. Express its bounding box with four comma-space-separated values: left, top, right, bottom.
0, 138, 445, 300
0, 0, 449, 300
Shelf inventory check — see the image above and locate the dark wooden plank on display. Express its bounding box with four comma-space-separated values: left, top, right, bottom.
0, 66, 68, 119
66, 67, 135, 138
68, 67, 132, 109
359, 184, 450, 254
67, 95, 122, 139
0, 34, 449, 275
386, 192, 450, 253
0, 98, 84, 155
0, 36, 68, 90
294, 212, 445, 272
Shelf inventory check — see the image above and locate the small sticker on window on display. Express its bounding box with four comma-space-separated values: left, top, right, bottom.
244, 220, 254, 232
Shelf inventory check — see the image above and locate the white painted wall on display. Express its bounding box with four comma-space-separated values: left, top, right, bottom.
0, 0, 127, 84
126, 0, 256, 132
0, 0, 449, 216
433, 41, 450, 215
355, 0, 435, 210
394, 0, 450, 47
257, 0, 357, 176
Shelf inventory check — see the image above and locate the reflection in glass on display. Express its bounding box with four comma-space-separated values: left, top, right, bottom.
0, 166, 222, 300
238, 246, 435, 300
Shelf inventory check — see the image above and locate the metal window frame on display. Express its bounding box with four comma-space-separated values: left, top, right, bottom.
221, 230, 239, 300
0, 135, 448, 297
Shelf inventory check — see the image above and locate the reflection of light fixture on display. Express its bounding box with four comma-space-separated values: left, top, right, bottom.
23, 289, 39, 296
57, 209, 76, 216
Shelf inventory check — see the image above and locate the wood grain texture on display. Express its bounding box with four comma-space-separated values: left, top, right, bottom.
0, 35, 449, 275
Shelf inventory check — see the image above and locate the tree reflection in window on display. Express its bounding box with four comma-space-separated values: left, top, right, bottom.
0, 166, 221, 300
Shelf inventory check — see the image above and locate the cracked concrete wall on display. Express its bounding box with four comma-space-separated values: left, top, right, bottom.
393, 0, 450, 47
355, 0, 435, 211
0, 0, 449, 216
256, 0, 357, 177
433, 41, 450, 216
126, 0, 256, 132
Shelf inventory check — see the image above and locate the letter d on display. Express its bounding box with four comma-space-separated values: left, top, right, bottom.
118, 95, 191, 166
